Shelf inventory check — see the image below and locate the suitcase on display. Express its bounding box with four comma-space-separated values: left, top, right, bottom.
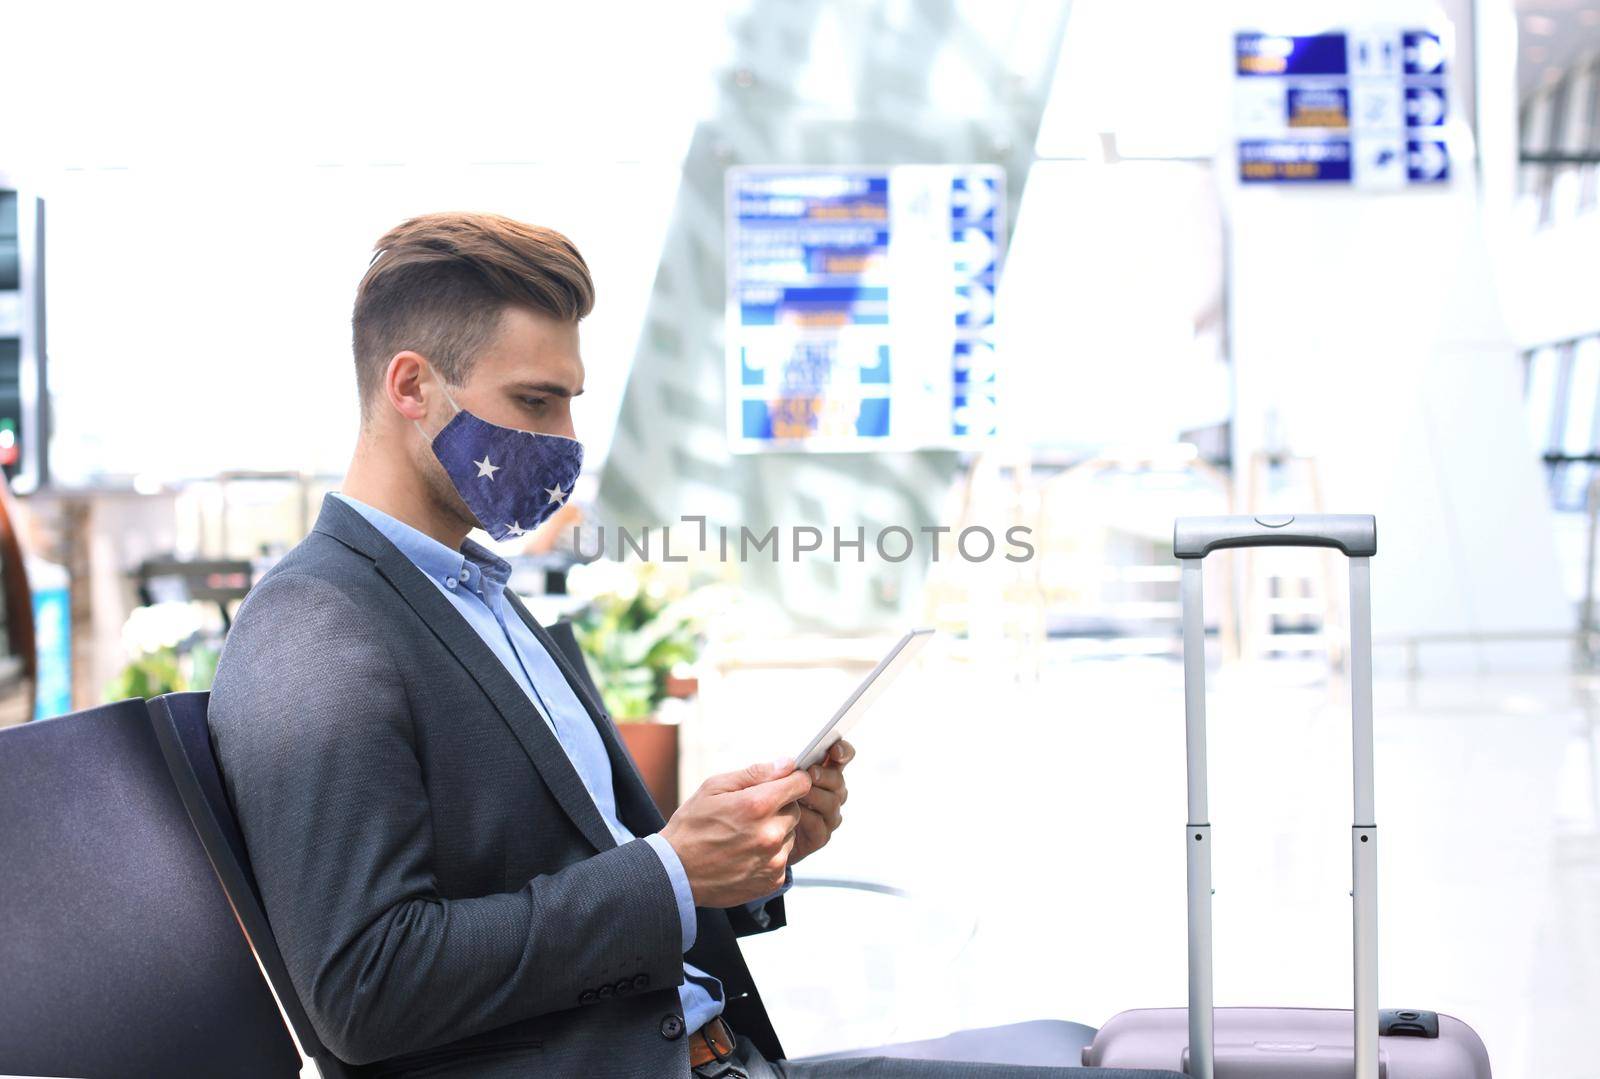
1081, 515, 1492, 1079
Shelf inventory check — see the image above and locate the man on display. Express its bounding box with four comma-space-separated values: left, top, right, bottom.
209, 212, 1182, 1079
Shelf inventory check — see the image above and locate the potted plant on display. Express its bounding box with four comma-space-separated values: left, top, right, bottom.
106, 602, 221, 701
568, 561, 709, 814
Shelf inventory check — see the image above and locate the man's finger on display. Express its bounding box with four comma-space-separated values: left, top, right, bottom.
798, 801, 843, 833
704, 757, 797, 795
799, 786, 841, 817
806, 765, 845, 792
828, 739, 856, 766
746, 769, 813, 815
794, 807, 824, 850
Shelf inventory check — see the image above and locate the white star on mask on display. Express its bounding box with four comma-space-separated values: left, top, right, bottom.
504, 521, 528, 537
545, 484, 568, 506
474, 456, 499, 480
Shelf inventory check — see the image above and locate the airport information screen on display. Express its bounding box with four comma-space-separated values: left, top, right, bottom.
1233, 27, 1450, 189
726, 166, 1003, 453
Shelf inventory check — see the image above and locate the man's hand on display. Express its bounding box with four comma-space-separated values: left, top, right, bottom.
791, 739, 854, 865
659, 758, 813, 908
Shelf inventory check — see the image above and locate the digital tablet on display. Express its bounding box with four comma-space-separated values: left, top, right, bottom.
794, 628, 934, 771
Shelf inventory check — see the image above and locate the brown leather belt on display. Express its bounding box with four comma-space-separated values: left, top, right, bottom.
687, 1015, 737, 1068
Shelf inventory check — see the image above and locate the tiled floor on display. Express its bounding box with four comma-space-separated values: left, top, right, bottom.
709, 646, 1600, 1078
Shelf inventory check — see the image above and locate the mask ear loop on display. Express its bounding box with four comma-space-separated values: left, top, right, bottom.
411, 363, 462, 444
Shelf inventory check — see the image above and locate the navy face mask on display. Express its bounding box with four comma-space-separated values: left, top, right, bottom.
416, 370, 584, 542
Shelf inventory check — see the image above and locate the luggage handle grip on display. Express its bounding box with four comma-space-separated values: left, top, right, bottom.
1173, 514, 1377, 559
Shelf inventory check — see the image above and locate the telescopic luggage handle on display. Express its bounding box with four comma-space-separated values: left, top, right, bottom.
1174, 513, 1379, 1079
1173, 513, 1377, 559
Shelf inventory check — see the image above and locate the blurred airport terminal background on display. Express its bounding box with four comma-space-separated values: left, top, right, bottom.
1, 1, 1597, 1076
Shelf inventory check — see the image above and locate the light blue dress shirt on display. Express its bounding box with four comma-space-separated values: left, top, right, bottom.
331, 492, 781, 1034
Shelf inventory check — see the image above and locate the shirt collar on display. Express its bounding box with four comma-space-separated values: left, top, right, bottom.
461, 536, 513, 597
331, 491, 511, 597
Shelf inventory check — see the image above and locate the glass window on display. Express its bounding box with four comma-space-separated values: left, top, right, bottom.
1528, 337, 1600, 513
1525, 343, 1566, 454
1579, 60, 1600, 212
1551, 70, 1592, 222
1539, 77, 1571, 228
1563, 338, 1600, 455
1519, 94, 1552, 231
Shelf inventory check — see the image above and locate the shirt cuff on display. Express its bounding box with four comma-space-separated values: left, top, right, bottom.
751, 864, 793, 906
743, 865, 793, 928
643, 833, 697, 952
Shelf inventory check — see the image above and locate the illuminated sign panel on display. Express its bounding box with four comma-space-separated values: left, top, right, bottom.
727, 166, 1002, 452
1233, 28, 1449, 188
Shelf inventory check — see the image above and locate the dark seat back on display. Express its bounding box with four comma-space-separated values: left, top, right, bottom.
149, 691, 354, 1078
0, 698, 303, 1078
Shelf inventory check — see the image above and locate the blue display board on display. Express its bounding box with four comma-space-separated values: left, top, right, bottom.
726, 166, 1003, 452
30, 568, 71, 720
1233, 27, 1449, 189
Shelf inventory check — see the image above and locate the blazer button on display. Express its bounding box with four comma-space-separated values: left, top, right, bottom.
633, 973, 649, 990
597, 983, 614, 1000
615, 979, 634, 996
579, 989, 598, 1005
660, 1014, 685, 1040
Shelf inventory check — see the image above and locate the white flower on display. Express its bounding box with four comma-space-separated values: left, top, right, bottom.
566, 558, 639, 603
121, 602, 207, 657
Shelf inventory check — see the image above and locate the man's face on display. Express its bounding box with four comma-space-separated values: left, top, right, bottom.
410, 305, 585, 533
443, 305, 585, 440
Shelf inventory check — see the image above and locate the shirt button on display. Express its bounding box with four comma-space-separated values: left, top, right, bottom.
445, 577, 457, 589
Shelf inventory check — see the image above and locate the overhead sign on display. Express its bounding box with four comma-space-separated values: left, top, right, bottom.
726, 166, 1002, 452
1233, 27, 1450, 188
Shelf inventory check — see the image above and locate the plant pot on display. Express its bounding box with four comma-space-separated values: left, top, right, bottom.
663, 674, 699, 699
616, 717, 680, 816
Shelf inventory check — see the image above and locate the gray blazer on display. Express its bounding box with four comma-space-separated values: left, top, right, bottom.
209, 493, 785, 1077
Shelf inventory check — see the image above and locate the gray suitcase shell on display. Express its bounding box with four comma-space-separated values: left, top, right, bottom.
1083, 516, 1491, 1078
1084, 1007, 1489, 1077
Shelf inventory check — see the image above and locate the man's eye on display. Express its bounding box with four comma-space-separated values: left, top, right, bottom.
520, 396, 549, 411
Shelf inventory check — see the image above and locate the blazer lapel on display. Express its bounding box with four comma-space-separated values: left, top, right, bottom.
503, 591, 669, 836
311, 494, 618, 854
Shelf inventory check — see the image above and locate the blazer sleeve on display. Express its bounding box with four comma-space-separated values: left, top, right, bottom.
724, 893, 787, 937
207, 571, 684, 1065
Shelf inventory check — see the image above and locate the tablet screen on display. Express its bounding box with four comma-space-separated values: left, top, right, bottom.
795, 628, 934, 770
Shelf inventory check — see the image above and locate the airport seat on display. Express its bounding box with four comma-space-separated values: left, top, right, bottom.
0, 698, 302, 1079
148, 690, 356, 1078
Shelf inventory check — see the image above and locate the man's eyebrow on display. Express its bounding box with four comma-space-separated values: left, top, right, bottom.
507, 381, 584, 398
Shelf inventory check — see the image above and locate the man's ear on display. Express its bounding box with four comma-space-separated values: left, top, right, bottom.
384, 350, 433, 423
